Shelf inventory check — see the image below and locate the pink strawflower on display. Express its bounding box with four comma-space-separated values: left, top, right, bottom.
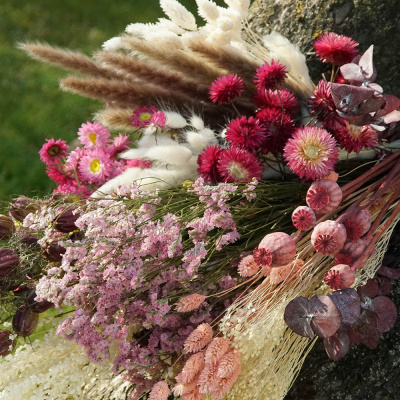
254, 88, 299, 115
337, 124, 378, 153
39, 138, 69, 164
217, 147, 263, 183
314, 32, 359, 66
46, 165, 69, 185
150, 111, 167, 127
284, 126, 338, 180
197, 144, 223, 183
130, 105, 158, 127
78, 148, 113, 184
204, 337, 231, 365
225, 116, 266, 150
179, 352, 205, 384
176, 294, 207, 312
254, 60, 287, 90
217, 350, 241, 378
184, 323, 213, 353
237, 254, 260, 277
53, 180, 91, 197
77, 121, 110, 147
148, 381, 170, 400
209, 74, 244, 105
253, 247, 272, 267
256, 107, 295, 153
108, 133, 133, 157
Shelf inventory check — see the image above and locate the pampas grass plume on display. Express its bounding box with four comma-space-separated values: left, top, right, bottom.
176, 293, 207, 312
204, 337, 231, 365
184, 323, 213, 353
149, 380, 170, 400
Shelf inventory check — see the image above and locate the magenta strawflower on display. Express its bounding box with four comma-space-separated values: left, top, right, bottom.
150, 111, 167, 127
254, 88, 299, 115
39, 138, 69, 165
337, 124, 378, 153
197, 144, 223, 183
130, 105, 158, 127
225, 116, 266, 150
45, 165, 69, 185
78, 148, 113, 184
217, 147, 263, 183
314, 32, 359, 66
77, 121, 110, 147
254, 60, 287, 90
209, 74, 244, 105
256, 107, 295, 153
108, 133, 133, 157
284, 126, 338, 180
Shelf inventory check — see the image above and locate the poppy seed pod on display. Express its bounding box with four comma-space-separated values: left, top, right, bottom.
258, 232, 297, 267
341, 239, 367, 261
324, 264, 355, 290
341, 209, 371, 241
12, 306, 39, 338
291, 206, 316, 231
9, 196, 40, 222
53, 207, 80, 233
0, 329, 14, 357
311, 220, 347, 255
306, 179, 342, 214
0, 215, 15, 240
0, 248, 19, 279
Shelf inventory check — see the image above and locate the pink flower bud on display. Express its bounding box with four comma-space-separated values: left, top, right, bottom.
324, 264, 355, 290
311, 220, 347, 255
176, 294, 207, 312
184, 323, 213, 353
53, 207, 80, 233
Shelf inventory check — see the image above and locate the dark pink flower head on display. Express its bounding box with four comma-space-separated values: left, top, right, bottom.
39, 139, 69, 165
108, 134, 133, 157
254, 88, 299, 115
254, 60, 288, 91
77, 121, 110, 148
46, 164, 69, 185
217, 147, 263, 183
130, 106, 158, 127
314, 32, 359, 66
209, 74, 244, 105
337, 124, 378, 153
225, 116, 266, 150
284, 126, 338, 180
150, 111, 167, 127
309, 81, 336, 120
256, 107, 295, 153
197, 144, 223, 183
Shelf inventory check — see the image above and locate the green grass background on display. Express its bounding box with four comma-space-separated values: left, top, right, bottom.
0, 0, 228, 201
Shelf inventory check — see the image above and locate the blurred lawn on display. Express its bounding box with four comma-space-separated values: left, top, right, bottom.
0, 0, 226, 201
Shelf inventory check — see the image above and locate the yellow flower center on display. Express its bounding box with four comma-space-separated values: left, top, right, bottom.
304, 144, 321, 160
90, 158, 101, 173
348, 125, 361, 138
139, 112, 152, 121
229, 162, 248, 180
88, 133, 97, 145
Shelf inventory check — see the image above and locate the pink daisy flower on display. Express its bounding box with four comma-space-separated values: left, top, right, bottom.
209, 74, 244, 105
284, 126, 339, 180
108, 134, 133, 157
254, 60, 287, 91
130, 106, 158, 127
39, 138, 69, 165
150, 111, 167, 127
225, 116, 266, 150
197, 144, 223, 183
46, 165, 69, 185
78, 148, 113, 184
314, 32, 359, 66
254, 88, 299, 115
256, 107, 295, 153
77, 121, 110, 148
217, 147, 263, 183
337, 124, 378, 153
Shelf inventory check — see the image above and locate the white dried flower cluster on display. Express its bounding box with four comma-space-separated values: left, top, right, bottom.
92, 111, 218, 197
0, 327, 113, 400
103, 0, 250, 51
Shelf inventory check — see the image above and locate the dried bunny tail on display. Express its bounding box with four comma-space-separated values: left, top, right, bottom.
187, 38, 258, 85
122, 36, 223, 84
160, 0, 198, 31
95, 51, 210, 101
60, 76, 195, 109
196, 0, 222, 23
19, 42, 121, 80
94, 107, 138, 131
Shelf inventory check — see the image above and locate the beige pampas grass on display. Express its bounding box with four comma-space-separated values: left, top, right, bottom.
94, 107, 138, 131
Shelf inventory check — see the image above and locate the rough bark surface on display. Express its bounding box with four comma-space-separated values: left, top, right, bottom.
248, 0, 400, 97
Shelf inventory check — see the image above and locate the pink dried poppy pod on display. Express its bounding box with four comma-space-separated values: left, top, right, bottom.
311, 220, 347, 255
257, 232, 297, 268
341, 209, 371, 241
291, 206, 316, 231
306, 179, 342, 214
324, 264, 355, 290
340, 239, 367, 261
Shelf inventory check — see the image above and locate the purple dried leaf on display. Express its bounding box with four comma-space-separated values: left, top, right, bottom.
309, 295, 342, 338
358, 96, 385, 114
323, 325, 351, 361
348, 310, 380, 349
377, 266, 400, 280
383, 110, 400, 124
376, 277, 393, 296
284, 297, 315, 339
371, 296, 397, 333
331, 83, 375, 113
357, 278, 379, 301
328, 288, 361, 325
375, 95, 400, 119
340, 63, 364, 83
358, 45, 376, 81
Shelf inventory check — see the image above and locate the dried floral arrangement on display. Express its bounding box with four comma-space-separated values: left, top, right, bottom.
1, 1, 400, 399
